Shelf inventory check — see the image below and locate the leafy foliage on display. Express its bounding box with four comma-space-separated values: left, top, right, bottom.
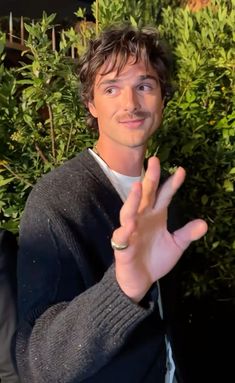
92, 0, 181, 29
0, 0, 234, 300
154, 0, 235, 299
0, 14, 95, 232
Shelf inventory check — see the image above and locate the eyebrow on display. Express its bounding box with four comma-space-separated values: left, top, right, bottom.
139, 75, 159, 82
97, 74, 159, 88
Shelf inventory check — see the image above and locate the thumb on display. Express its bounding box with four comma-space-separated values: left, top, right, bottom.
173, 219, 208, 252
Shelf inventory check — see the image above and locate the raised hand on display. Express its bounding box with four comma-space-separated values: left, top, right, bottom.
112, 157, 208, 303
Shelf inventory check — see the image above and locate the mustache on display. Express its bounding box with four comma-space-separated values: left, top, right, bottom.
117, 111, 151, 121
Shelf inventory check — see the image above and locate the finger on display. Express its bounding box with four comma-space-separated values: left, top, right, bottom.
113, 182, 142, 252
112, 220, 136, 253
155, 167, 186, 211
138, 156, 160, 213
120, 181, 142, 227
173, 219, 208, 252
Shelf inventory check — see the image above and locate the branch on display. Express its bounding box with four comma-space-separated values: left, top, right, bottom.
1, 163, 33, 187
47, 103, 56, 162
35, 143, 49, 164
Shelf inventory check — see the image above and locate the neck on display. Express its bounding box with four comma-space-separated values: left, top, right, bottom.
94, 140, 146, 177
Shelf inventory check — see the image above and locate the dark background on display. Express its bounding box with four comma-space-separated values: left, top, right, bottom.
0, 0, 92, 21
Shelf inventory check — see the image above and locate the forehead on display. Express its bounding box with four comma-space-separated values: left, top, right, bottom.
94, 56, 158, 86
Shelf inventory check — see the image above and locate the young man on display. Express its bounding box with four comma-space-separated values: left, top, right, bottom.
15, 25, 207, 383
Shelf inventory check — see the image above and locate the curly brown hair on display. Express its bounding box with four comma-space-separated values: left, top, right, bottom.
78, 24, 173, 129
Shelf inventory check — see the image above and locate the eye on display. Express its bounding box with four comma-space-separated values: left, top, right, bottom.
137, 83, 154, 92
104, 87, 118, 95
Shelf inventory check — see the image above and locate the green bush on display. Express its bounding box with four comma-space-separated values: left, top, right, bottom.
0, 13, 95, 232
92, 0, 175, 29
154, 0, 235, 300
0, 0, 234, 300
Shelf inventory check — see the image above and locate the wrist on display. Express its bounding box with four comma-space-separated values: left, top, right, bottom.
115, 269, 150, 303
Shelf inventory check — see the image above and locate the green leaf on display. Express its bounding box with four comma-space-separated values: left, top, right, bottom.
223, 179, 234, 192
186, 92, 196, 103
0, 177, 15, 187
212, 241, 220, 250
129, 16, 138, 27
201, 195, 209, 205
23, 114, 34, 127
75, 8, 86, 18
229, 167, 235, 175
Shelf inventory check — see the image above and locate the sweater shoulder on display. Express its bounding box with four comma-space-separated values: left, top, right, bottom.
26, 150, 100, 205
38, 150, 90, 183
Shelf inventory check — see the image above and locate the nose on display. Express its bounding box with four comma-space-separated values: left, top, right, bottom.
122, 87, 140, 113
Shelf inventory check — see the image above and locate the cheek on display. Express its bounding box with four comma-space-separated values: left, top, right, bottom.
149, 104, 163, 117
155, 98, 164, 114
92, 97, 117, 118
145, 93, 163, 110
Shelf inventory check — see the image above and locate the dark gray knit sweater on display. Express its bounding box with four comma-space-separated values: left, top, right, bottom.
16, 149, 181, 383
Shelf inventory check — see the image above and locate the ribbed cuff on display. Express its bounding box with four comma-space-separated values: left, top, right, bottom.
90, 264, 155, 341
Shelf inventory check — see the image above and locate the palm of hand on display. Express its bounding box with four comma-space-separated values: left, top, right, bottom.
112, 157, 208, 302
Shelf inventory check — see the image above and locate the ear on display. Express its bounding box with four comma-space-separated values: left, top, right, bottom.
88, 100, 98, 118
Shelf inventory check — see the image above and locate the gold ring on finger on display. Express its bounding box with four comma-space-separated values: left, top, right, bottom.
111, 238, 129, 251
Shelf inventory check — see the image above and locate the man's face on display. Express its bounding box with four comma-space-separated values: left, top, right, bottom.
88, 57, 164, 150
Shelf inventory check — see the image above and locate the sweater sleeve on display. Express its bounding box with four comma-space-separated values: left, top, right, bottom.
16, 189, 155, 382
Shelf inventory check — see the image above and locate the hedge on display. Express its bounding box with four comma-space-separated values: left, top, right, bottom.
0, 0, 234, 301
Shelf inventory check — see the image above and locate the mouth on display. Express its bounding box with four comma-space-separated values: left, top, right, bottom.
119, 119, 145, 128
